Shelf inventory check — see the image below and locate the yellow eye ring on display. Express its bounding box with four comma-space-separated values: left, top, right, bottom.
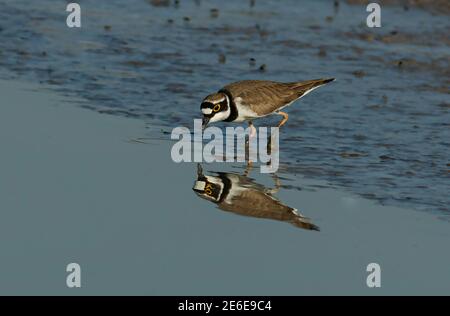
213, 104, 221, 112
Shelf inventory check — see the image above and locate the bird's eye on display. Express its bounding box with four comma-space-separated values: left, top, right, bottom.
213, 104, 221, 112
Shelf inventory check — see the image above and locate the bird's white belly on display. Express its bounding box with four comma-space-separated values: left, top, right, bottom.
234, 97, 262, 122
234, 96, 305, 122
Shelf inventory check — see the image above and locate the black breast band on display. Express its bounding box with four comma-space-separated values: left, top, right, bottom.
219, 88, 239, 122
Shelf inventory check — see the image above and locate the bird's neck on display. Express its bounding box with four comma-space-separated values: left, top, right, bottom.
219, 89, 239, 122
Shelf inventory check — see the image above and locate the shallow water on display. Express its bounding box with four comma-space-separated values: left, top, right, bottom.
1, 78, 450, 295
0, 0, 449, 217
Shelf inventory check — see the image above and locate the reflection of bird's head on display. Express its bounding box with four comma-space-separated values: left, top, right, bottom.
192, 175, 224, 203
192, 164, 229, 203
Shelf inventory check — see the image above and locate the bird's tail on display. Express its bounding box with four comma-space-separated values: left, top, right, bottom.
290, 78, 335, 97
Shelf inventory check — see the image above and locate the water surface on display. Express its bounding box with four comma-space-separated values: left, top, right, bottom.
1, 78, 450, 295
0, 0, 449, 217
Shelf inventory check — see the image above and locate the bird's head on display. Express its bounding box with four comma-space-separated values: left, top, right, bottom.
200, 92, 230, 129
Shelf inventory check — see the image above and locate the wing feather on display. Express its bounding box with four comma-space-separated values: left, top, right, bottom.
222, 79, 333, 115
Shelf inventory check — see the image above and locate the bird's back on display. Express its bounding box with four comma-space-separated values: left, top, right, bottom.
220, 79, 334, 116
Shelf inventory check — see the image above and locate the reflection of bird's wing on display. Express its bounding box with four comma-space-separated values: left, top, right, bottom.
289, 209, 320, 231
220, 188, 295, 219
219, 186, 319, 231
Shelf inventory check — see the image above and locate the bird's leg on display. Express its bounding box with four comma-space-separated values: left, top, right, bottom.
245, 121, 257, 165
245, 121, 256, 153
248, 121, 257, 138
266, 112, 287, 154
265, 173, 281, 195
243, 160, 253, 177
276, 111, 289, 127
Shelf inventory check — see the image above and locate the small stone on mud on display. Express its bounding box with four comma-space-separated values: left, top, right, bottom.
340, 152, 366, 158
149, 0, 171, 7
352, 70, 366, 78
318, 48, 327, 57
210, 8, 219, 18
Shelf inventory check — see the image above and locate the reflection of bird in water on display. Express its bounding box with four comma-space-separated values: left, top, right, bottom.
192, 164, 319, 231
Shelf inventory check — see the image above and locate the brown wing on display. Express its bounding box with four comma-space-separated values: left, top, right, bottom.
286, 78, 335, 95
222, 80, 298, 115
219, 188, 294, 217
222, 79, 334, 115
218, 189, 318, 230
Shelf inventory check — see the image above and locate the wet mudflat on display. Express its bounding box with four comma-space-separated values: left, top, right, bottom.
1, 0, 448, 218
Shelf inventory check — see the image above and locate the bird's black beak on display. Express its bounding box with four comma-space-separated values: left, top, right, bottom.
202, 116, 210, 129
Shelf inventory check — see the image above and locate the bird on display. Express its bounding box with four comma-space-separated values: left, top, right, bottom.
192, 164, 319, 231
200, 78, 335, 132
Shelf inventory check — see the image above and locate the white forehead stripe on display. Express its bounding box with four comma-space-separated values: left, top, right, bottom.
202, 108, 213, 115
194, 181, 206, 190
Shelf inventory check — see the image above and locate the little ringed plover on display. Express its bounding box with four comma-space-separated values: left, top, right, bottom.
200, 78, 335, 131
